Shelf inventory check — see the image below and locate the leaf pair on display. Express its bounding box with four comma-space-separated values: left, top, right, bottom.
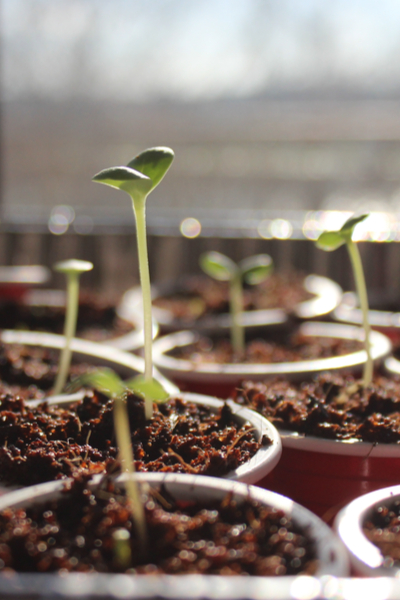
200, 251, 273, 355
92, 147, 174, 201
71, 368, 169, 403
200, 252, 273, 286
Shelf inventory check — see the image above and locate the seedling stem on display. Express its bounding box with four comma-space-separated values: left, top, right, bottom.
93, 147, 174, 419
346, 239, 372, 385
230, 271, 245, 354
133, 199, 153, 385
113, 394, 148, 554
316, 214, 372, 387
52, 259, 93, 396
200, 252, 273, 356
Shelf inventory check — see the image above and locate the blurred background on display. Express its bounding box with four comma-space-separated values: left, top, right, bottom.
2, 0, 400, 293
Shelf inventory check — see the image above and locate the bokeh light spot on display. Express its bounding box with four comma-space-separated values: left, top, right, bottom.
180, 217, 201, 238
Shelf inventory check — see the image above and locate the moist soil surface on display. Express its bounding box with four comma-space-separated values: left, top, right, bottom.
0, 392, 270, 487
0, 342, 98, 399
0, 292, 134, 342
232, 373, 400, 442
154, 272, 312, 322
169, 332, 362, 365
363, 499, 400, 569
0, 475, 318, 575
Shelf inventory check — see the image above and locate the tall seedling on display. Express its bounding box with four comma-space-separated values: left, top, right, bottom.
93, 147, 174, 419
52, 259, 93, 396
200, 252, 273, 356
316, 214, 372, 387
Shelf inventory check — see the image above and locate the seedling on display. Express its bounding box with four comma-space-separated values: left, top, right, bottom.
80, 368, 149, 554
52, 259, 93, 396
200, 252, 273, 355
316, 214, 372, 387
93, 147, 174, 420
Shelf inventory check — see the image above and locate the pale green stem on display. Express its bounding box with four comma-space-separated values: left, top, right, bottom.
53, 272, 79, 396
131, 197, 153, 420
346, 240, 373, 386
229, 272, 245, 356
114, 395, 148, 555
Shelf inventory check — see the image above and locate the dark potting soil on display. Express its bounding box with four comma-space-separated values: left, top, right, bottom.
0, 475, 318, 575
0, 392, 270, 487
232, 373, 400, 442
169, 332, 363, 365
363, 499, 400, 569
0, 293, 134, 342
0, 342, 97, 396
153, 273, 312, 322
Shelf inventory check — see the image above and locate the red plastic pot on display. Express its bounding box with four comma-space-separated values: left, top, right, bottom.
0, 265, 50, 299
37, 392, 282, 488
4, 288, 155, 351
0, 472, 349, 598
122, 274, 343, 334
334, 291, 400, 344
260, 433, 400, 521
152, 322, 391, 398
335, 484, 400, 577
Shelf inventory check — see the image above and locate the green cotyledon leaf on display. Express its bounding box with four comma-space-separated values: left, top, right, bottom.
124, 375, 170, 403
199, 251, 237, 281
92, 166, 152, 201
127, 147, 174, 191
315, 230, 345, 252
340, 213, 369, 237
240, 254, 273, 286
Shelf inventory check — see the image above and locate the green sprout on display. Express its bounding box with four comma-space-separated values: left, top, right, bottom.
199, 252, 273, 356
78, 368, 157, 555
112, 529, 132, 570
52, 259, 93, 396
316, 214, 372, 387
93, 147, 174, 420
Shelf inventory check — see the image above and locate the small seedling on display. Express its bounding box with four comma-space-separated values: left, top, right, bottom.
316, 214, 372, 387
200, 252, 273, 355
112, 528, 132, 570
79, 368, 152, 554
52, 259, 93, 396
93, 147, 174, 420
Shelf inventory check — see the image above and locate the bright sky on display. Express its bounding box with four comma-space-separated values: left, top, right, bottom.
3, 0, 400, 101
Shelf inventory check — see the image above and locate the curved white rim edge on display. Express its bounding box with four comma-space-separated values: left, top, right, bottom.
296, 275, 343, 319
0, 329, 179, 396
121, 275, 343, 330
152, 322, 391, 380
0, 472, 349, 579
335, 485, 400, 576
0, 265, 50, 285
29, 391, 282, 486
384, 356, 400, 377
334, 291, 400, 329
20, 287, 152, 352
278, 428, 400, 457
